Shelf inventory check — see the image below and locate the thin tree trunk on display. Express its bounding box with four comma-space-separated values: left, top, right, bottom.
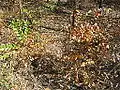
18, 0, 22, 14
98, 0, 102, 8
71, 0, 76, 28
47, 0, 49, 2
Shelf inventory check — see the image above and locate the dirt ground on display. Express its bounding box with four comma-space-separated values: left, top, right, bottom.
0, 1, 120, 90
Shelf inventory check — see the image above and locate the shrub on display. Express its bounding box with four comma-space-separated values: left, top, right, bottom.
9, 18, 31, 40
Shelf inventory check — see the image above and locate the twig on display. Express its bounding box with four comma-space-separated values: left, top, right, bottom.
108, 62, 120, 74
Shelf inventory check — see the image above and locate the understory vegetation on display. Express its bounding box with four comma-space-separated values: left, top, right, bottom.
0, 0, 120, 90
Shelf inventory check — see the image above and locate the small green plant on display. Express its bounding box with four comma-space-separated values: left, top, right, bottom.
0, 44, 18, 51
9, 18, 31, 40
0, 53, 10, 60
0, 44, 19, 60
42, 1, 57, 12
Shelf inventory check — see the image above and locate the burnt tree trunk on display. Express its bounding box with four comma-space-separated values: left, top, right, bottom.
98, 0, 102, 8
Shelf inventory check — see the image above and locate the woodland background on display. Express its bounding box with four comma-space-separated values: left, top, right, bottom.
0, 0, 120, 90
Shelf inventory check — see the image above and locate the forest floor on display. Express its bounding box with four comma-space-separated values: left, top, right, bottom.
0, 1, 120, 90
